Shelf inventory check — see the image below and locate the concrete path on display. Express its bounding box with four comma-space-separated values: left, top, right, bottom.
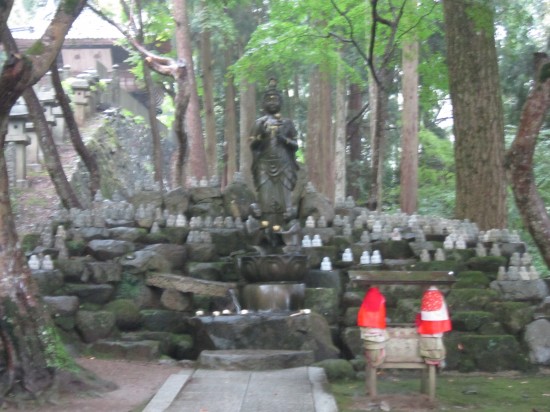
144, 367, 339, 412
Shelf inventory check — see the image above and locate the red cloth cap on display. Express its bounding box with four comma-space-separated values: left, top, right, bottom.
417, 286, 452, 335
357, 287, 386, 329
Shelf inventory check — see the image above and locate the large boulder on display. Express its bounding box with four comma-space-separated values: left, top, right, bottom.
31, 269, 64, 295
43, 295, 80, 316
490, 279, 549, 302
63, 283, 115, 304
105, 299, 143, 331
86, 239, 135, 260
120, 249, 172, 274
163, 187, 190, 214
142, 243, 187, 271
191, 312, 339, 361
75, 310, 116, 343
299, 190, 334, 224
222, 181, 256, 219
524, 319, 550, 365
85, 261, 123, 283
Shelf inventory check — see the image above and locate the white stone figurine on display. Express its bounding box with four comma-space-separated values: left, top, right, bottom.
342, 248, 353, 262
390, 228, 402, 241
305, 216, 316, 229
360, 251, 370, 265
41, 255, 54, 270
371, 250, 382, 264
320, 257, 332, 271
420, 249, 431, 263
312, 234, 323, 247
28, 255, 40, 270
435, 248, 446, 261
302, 235, 312, 248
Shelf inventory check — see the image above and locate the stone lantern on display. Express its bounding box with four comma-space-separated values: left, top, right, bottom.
71, 77, 91, 126
6, 100, 30, 187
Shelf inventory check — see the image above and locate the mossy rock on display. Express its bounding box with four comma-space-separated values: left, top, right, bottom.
479, 322, 506, 335
169, 334, 194, 360
331, 236, 352, 251
313, 358, 356, 381
66, 239, 87, 256
379, 284, 429, 307
405, 260, 464, 272
392, 298, 421, 323
452, 311, 496, 331
453, 271, 491, 289
446, 288, 500, 311
159, 227, 190, 245
374, 240, 415, 259
446, 249, 476, 261
105, 299, 143, 331
485, 301, 535, 334
142, 232, 172, 244
466, 256, 506, 279
115, 273, 147, 301
445, 333, 531, 372
21, 234, 41, 253
140, 309, 191, 334
305, 288, 340, 324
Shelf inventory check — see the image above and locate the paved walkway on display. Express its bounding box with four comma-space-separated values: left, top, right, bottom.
144, 367, 339, 412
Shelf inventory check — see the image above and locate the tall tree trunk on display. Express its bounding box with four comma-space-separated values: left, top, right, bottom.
239, 80, 256, 189
443, 0, 507, 230
368, 69, 389, 211
223, 47, 237, 187
142, 64, 164, 188
172, 0, 208, 183
200, 1, 218, 179
23, 88, 82, 209
506, 53, 550, 268
347, 82, 364, 200
50, 62, 101, 198
334, 62, 347, 204
306, 68, 322, 195
306, 67, 333, 200
400, 40, 419, 214
0, 0, 105, 397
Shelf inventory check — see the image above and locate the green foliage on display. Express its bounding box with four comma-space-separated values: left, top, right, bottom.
26, 40, 44, 55
40, 324, 78, 372
416, 128, 455, 217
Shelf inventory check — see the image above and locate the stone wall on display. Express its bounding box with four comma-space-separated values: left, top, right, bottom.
22, 180, 550, 371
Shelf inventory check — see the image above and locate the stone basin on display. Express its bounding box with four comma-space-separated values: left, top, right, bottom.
238, 254, 308, 283
241, 282, 305, 312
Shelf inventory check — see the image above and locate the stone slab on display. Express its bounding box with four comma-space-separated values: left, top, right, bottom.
142, 370, 191, 412
146, 273, 237, 297
164, 367, 337, 412
198, 349, 315, 370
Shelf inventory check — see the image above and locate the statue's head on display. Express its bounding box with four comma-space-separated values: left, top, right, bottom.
262, 78, 283, 114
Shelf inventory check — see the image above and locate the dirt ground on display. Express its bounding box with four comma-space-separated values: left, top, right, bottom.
2, 358, 185, 412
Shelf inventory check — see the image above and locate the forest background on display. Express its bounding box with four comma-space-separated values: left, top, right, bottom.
1, 0, 550, 399
79, 0, 550, 272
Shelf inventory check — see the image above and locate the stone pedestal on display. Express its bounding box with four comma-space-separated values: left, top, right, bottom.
241, 282, 305, 312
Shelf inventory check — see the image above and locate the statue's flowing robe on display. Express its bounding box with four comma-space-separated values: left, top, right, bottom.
250, 114, 299, 225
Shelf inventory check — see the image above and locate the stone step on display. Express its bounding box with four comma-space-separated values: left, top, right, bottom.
90, 339, 161, 361
142, 370, 191, 412
198, 349, 315, 370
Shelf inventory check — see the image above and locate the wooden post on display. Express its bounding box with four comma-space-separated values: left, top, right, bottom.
427, 364, 436, 402
366, 364, 377, 398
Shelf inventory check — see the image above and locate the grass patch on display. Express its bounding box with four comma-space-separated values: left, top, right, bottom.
331, 370, 550, 411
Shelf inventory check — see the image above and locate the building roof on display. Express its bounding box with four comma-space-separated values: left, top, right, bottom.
10, 0, 123, 42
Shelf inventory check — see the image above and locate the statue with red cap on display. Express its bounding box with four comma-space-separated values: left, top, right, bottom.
415, 286, 452, 365
357, 287, 389, 367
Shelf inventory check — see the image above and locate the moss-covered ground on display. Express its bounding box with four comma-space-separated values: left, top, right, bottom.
331, 369, 550, 411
